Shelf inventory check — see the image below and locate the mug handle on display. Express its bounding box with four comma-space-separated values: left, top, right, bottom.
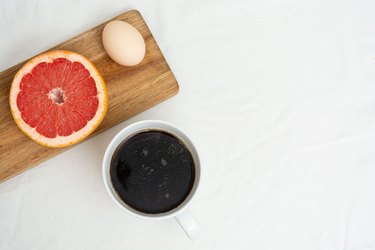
175, 210, 202, 240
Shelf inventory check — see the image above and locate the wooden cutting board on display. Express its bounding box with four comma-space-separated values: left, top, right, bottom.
0, 10, 179, 182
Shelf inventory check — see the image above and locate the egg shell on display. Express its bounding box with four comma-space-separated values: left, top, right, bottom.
102, 21, 146, 66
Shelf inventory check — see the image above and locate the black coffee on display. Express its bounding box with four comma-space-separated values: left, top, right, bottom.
110, 130, 195, 214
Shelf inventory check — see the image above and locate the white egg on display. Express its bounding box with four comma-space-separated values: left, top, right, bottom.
102, 21, 146, 66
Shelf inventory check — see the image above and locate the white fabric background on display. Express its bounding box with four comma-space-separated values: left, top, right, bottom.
1, 0, 375, 249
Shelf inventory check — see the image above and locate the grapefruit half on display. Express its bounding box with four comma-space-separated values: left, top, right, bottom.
9, 50, 108, 148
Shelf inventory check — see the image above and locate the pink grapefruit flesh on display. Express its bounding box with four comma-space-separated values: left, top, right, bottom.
9, 50, 108, 148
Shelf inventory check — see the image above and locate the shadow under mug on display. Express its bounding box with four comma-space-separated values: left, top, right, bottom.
102, 120, 202, 240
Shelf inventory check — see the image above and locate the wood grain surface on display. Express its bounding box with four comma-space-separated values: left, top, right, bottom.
0, 10, 179, 182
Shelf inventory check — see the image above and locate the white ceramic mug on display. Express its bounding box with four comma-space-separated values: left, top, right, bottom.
102, 120, 202, 240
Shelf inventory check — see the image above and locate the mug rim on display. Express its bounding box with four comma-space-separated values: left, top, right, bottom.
102, 120, 201, 220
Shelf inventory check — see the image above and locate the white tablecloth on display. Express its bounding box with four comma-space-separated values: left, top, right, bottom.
1, 0, 375, 249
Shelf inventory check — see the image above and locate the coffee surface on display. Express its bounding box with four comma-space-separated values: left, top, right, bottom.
110, 131, 195, 214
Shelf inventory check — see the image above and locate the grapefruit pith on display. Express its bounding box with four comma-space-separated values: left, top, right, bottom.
9, 50, 108, 148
